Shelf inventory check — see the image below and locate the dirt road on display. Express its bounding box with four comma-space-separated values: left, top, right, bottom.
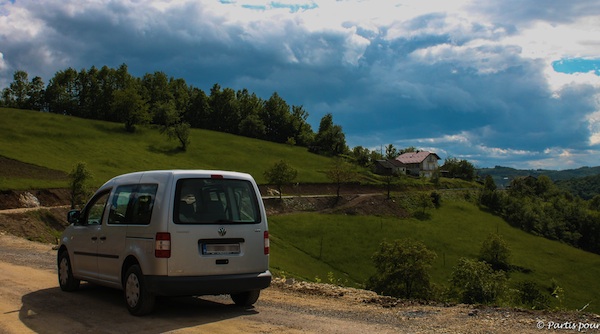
0, 233, 594, 334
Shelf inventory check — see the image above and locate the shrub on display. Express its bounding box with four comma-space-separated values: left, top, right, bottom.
514, 280, 549, 310
450, 258, 507, 304
479, 233, 511, 271
366, 239, 437, 299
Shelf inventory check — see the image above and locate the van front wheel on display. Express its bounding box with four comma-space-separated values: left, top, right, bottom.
58, 251, 80, 291
124, 265, 155, 316
231, 290, 260, 307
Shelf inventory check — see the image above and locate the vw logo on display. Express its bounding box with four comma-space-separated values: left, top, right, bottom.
218, 227, 227, 237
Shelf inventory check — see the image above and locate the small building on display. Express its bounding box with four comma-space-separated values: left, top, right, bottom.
394, 151, 441, 178
374, 159, 407, 175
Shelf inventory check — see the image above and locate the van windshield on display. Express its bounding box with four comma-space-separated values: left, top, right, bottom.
174, 178, 261, 224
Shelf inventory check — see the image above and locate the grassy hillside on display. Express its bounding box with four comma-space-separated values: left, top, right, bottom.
269, 197, 600, 313
0, 108, 333, 189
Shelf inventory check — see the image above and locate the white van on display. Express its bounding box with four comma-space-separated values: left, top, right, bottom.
57, 170, 271, 315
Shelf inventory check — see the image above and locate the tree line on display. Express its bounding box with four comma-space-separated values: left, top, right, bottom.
2, 66, 484, 172
1, 66, 348, 156
480, 174, 600, 255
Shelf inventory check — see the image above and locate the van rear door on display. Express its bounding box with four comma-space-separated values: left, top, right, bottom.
167, 174, 268, 277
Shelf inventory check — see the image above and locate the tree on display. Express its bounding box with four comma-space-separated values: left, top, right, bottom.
589, 195, 600, 211
263, 160, 298, 199
68, 162, 92, 209
261, 92, 292, 143
382, 169, 400, 200
483, 175, 497, 192
450, 258, 507, 304
290, 105, 314, 146
366, 239, 437, 299
28, 76, 46, 111
479, 233, 511, 271
417, 192, 435, 215
441, 157, 476, 181
165, 122, 191, 151
185, 87, 211, 129
209, 84, 240, 133
535, 175, 558, 199
45, 67, 79, 115
385, 144, 398, 159
3, 70, 30, 109
350, 146, 371, 167
112, 85, 150, 132
480, 175, 503, 211
1, 70, 46, 110
325, 158, 356, 198
140, 71, 173, 125
237, 89, 266, 139
310, 113, 347, 156
157, 100, 191, 151
508, 176, 537, 197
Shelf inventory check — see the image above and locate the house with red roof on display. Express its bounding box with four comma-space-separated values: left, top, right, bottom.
394, 151, 441, 178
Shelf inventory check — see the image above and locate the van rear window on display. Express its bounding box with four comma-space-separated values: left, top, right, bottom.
174, 178, 261, 224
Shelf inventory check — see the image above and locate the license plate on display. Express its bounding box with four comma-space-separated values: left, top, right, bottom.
202, 243, 240, 255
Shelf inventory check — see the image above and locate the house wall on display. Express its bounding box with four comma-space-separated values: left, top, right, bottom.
420, 155, 439, 177
406, 163, 421, 176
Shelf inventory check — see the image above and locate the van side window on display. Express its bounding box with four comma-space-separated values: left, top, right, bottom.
109, 184, 158, 225
131, 184, 158, 225
175, 178, 260, 224
84, 190, 110, 225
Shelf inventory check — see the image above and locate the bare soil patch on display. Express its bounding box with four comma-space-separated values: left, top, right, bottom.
0, 155, 68, 182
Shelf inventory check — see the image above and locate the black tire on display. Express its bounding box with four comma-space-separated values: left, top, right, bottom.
231, 290, 260, 307
123, 264, 155, 316
58, 251, 80, 292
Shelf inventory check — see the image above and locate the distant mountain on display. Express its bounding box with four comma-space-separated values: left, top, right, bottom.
477, 166, 600, 193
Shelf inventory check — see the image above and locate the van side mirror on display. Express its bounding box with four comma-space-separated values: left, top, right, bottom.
67, 210, 81, 225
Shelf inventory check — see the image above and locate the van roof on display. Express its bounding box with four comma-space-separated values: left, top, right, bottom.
101, 170, 255, 188
116, 170, 252, 177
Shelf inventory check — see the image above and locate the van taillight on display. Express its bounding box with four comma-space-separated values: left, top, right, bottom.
155, 232, 171, 258
264, 231, 270, 255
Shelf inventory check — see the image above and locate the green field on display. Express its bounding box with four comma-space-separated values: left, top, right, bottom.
269, 198, 600, 313
0, 108, 333, 189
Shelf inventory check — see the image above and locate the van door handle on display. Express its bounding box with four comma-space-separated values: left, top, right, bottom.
91, 236, 98, 241
99, 236, 107, 241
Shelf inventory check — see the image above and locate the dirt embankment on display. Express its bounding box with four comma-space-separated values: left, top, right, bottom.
0, 186, 408, 244
0, 188, 71, 210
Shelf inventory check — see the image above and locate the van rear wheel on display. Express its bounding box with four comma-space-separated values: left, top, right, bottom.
231, 290, 260, 307
124, 265, 155, 316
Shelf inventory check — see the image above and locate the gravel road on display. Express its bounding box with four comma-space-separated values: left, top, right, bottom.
0, 233, 597, 334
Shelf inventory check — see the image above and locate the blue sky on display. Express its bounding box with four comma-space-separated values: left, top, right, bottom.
1, 0, 600, 170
